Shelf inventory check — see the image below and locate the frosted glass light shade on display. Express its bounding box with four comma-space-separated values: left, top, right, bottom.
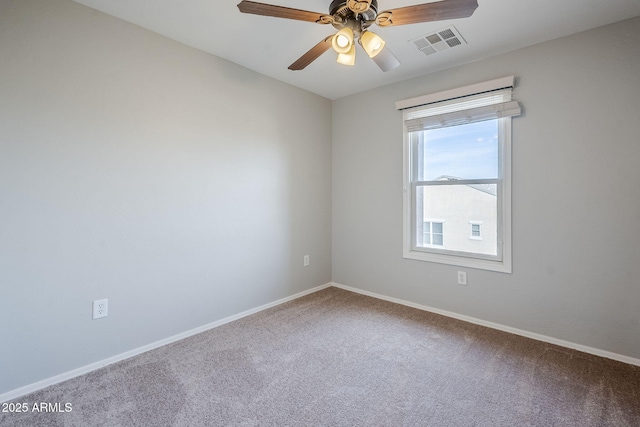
336, 45, 356, 66
332, 28, 354, 54
360, 31, 385, 58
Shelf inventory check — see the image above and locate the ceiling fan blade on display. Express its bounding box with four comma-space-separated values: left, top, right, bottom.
376, 0, 478, 27
288, 36, 333, 71
237, 1, 334, 24
371, 47, 400, 72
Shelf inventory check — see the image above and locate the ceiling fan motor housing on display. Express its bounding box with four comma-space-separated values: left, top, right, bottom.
330, 0, 378, 22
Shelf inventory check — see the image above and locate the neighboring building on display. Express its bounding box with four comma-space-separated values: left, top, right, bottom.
418, 176, 497, 256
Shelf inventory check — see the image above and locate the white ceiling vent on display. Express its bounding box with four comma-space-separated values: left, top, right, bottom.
411, 26, 467, 57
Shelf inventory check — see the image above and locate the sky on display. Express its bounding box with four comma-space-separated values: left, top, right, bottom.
420, 120, 498, 181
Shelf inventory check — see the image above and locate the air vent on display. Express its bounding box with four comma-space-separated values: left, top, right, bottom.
410, 25, 466, 57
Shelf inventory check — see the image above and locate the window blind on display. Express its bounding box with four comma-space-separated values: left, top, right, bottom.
405, 99, 521, 131
400, 77, 521, 132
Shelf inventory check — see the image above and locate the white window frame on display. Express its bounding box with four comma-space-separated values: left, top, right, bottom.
398, 76, 519, 273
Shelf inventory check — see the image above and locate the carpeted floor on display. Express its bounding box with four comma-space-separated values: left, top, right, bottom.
2, 286, 640, 426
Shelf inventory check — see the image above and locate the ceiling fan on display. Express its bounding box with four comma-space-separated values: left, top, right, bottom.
237, 0, 478, 71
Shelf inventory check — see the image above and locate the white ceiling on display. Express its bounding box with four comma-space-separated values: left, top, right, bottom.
73, 0, 640, 100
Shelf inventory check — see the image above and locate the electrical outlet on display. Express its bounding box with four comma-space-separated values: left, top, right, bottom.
303, 255, 310, 267
457, 271, 467, 286
93, 298, 108, 319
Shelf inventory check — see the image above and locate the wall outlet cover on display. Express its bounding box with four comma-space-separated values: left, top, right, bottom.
457, 271, 468, 285
93, 298, 108, 319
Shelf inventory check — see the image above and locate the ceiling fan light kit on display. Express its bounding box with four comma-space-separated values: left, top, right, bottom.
237, 0, 478, 71
332, 27, 355, 54
336, 45, 357, 65
359, 30, 385, 58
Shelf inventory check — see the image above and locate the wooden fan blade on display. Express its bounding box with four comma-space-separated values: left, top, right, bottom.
376, 0, 478, 27
237, 1, 333, 24
288, 36, 333, 71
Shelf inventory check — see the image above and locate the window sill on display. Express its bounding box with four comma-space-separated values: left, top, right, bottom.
403, 249, 512, 273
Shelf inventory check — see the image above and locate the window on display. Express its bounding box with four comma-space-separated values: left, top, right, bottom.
423, 221, 444, 246
398, 76, 521, 273
470, 222, 482, 240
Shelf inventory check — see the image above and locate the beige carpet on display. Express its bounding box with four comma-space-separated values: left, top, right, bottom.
2, 287, 639, 426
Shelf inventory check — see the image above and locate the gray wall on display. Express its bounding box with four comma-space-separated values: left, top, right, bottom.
333, 17, 640, 360
0, 0, 332, 394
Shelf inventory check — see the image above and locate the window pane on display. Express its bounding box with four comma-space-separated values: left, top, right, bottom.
432, 222, 443, 234
417, 120, 498, 181
432, 234, 443, 246
416, 184, 497, 256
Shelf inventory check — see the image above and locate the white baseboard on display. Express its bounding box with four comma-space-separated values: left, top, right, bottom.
5, 280, 637, 403
0, 282, 333, 404
331, 282, 640, 368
